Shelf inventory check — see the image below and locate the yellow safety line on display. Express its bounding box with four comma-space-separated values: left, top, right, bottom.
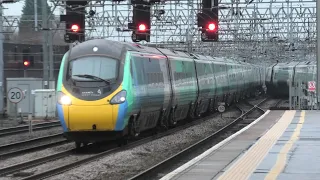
264, 110, 305, 180
217, 110, 296, 180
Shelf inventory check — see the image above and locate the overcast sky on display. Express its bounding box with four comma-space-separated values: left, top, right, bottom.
2, 0, 316, 42
3, 2, 23, 16
3, 1, 62, 16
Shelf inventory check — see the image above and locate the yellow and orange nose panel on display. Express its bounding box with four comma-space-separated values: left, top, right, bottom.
57, 85, 129, 132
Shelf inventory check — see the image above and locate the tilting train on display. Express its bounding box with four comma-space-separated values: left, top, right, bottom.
56, 39, 265, 147
266, 61, 316, 97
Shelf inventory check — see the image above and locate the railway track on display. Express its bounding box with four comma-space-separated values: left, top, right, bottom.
127, 97, 268, 180
269, 99, 289, 110
0, 97, 266, 180
0, 110, 232, 180
0, 133, 67, 159
244, 100, 266, 113
0, 121, 60, 137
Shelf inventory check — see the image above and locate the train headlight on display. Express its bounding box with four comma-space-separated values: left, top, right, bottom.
110, 90, 126, 104
57, 92, 72, 105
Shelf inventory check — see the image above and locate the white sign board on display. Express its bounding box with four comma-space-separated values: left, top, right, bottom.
308, 81, 316, 92
8, 87, 24, 103
218, 105, 225, 113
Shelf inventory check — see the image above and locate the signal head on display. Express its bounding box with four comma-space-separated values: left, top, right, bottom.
138, 24, 146, 31
208, 23, 216, 31
71, 24, 79, 32
23, 60, 30, 67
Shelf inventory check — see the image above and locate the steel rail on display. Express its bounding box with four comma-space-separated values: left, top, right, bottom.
0, 133, 63, 150
0, 139, 69, 159
127, 98, 268, 180
18, 105, 242, 180
0, 121, 60, 137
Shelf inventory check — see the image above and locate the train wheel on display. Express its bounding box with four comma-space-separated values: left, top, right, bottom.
188, 104, 195, 120
208, 99, 215, 113
75, 142, 81, 149
117, 136, 129, 147
158, 113, 168, 131
168, 109, 177, 127
195, 102, 202, 117
128, 118, 139, 138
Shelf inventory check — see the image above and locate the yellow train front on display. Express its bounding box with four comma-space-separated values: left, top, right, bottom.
56, 39, 132, 147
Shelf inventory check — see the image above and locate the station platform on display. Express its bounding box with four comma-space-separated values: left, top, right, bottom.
160, 110, 320, 180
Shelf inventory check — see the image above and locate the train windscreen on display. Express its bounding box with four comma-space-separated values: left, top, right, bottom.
69, 56, 118, 82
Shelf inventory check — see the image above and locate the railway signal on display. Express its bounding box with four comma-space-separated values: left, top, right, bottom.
130, 4, 151, 42
23, 60, 30, 68
207, 23, 216, 31
138, 24, 147, 32
60, 1, 87, 43
22, 49, 34, 68
198, 0, 219, 42
71, 24, 79, 32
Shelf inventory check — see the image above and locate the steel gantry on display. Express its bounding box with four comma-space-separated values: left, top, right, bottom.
0, 0, 317, 65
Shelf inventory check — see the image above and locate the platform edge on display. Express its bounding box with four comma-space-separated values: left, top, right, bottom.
159, 110, 271, 180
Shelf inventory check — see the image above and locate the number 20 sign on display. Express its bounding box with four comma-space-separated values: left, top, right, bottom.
8, 87, 24, 104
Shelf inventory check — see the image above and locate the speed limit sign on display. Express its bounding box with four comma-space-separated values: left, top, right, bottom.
8, 87, 24, 104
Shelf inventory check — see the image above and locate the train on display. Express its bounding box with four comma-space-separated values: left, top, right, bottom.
266, 61, 316, 97
56, 39, 266, 148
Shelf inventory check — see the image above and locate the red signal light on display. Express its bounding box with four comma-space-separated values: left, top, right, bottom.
71, 24, 79, 32
138, 24, 146, 31
208, 23, 216, 31
23, 60, 30, 66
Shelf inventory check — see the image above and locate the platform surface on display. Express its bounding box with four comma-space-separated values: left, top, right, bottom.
161, 110, 320, 180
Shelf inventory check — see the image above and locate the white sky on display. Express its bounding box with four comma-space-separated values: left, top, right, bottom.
3, 2, 22, 16
1, 0, 317, 42
3, 1, 62, 16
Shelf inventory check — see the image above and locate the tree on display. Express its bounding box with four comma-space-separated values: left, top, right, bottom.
19, 0, 53, 36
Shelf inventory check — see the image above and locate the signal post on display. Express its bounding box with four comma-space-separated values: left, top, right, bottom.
60, 1, 87, 43
129, 1, 151, 42
197, 0, 219, 42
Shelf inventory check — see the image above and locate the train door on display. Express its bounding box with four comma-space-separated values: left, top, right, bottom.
212, 62, 222, 97
241, 65, 245, 94
223, 63, 230, 96
207, 61, 217, 99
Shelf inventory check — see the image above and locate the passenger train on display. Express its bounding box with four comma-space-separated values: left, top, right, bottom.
56, 39, 265, 147
266, 61, 316, 97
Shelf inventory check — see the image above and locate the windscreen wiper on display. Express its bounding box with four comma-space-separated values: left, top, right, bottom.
73, 74, 111, 85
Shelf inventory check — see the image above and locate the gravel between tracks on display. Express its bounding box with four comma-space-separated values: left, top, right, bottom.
0, 142, 74, 169
0, 126, 63, 145
45, 109, 242, 180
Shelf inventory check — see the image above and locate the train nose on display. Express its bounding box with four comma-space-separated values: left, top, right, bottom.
67, 105, 116, 131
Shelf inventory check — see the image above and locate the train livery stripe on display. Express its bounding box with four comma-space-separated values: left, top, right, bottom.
114, 52, 134, 131
115, 101, 129, 131
56, 53, 67, 91
56, 53, 67, 131
56, 104, 68, 132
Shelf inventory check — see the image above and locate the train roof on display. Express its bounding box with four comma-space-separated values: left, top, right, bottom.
272, 61, 316, 68
69, 39, 256, 66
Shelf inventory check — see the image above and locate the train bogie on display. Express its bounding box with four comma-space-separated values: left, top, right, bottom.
56, 39, 264, 145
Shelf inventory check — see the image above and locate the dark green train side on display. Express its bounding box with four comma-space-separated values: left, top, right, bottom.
57, 39, 265, 146
266, 61, 316, 97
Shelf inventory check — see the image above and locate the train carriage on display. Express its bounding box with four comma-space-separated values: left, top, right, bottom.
56, 39, 264, 147
266, 61, 316, 97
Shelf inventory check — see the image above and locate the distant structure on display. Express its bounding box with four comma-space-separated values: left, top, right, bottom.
1, 0, 316, 68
